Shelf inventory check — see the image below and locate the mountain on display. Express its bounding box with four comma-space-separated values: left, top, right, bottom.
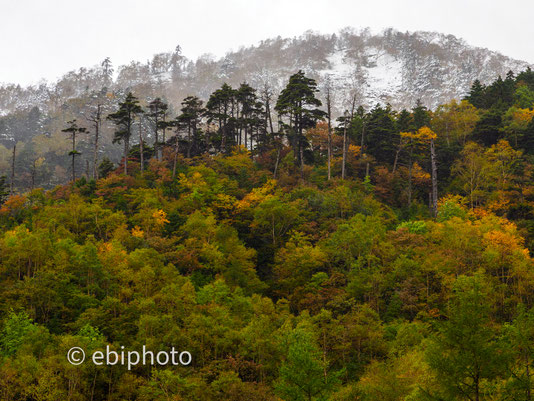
183, 27, 533, 112
1, 27, 532, 122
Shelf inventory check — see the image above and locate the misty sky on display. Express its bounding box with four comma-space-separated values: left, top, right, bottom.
1, 0, 533, 86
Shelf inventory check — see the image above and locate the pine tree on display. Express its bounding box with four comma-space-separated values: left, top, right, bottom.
62, 119, 87, 182
472, 106, 504, 147
275, 70, 326, 175
412, 99, 431, 129
176, 96, 204, 158
107, 92, 143, 174
101, 57, 114, 88
392, 109, 412, 173
517, 67, 534, 90
147, 97, 168, 161
465, 79, 487, 109
98, 158, 115, 178
206, 83, 237, 153
365, 104, 397, 165
236, 82, 264, 153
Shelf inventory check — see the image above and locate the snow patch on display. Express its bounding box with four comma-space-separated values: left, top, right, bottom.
363, 48, 403, 104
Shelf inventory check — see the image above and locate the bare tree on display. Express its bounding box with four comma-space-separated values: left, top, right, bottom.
10, 145, 16, 195
139, 118, 145, 171
324, 76, 333, 181
341, 94, 357, 180
341, 110, 348, 180
85, 103, 103, 179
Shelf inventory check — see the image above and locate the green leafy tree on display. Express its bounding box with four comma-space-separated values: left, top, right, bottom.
426, 275, 506, 401
0, 310, 37, 356
276, 324, 340, 401
515, 85, 534, 109
504, 304, 534, 400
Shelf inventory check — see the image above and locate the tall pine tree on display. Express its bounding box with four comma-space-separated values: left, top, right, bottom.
107, 92, 143, 174
275, 70, 325, 174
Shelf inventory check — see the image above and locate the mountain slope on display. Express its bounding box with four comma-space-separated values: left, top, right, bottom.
0, 27, 531, 128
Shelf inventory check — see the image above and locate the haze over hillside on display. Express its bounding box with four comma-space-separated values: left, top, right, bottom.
1, 27, 531, 119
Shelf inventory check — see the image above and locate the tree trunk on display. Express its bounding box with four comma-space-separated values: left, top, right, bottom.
299, 141, 304, 179
72, 133, 76, 182
31, 160, 36, 190
406, 140, 416, 209
342, 114, 348, 180
172, 139, 180, 180
187, 125, 192, 158
274, 144, 281, 179
10, 144, 16, 195
139, 122, 144, 171
392, 138, 403, 174
124, 137, 129, 175
326, 86, 332, 181
155, 114, 160, 162
160, 115, 166, 160
92, 104, 101, 180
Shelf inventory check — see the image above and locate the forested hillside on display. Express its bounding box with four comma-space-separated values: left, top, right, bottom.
1, 63, 534, 400
1, 28, 532, 193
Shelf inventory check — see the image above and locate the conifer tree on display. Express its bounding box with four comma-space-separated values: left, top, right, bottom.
101, 57, 114, 88
83, 89, 108, 180
412, 99, 431, 129
472, 106, 504, 146
147, 97, 168, 161
98, 157, 115, 178
275, 70, 325, 174
466, 79, 487, 108
206, 83, 237, 153
365, 104, 397, 165
107, 92, 143, 174
236, 82, 264, 152
392, 109, 413, 173
177, 96, 204, 158
62, 119, 87, 182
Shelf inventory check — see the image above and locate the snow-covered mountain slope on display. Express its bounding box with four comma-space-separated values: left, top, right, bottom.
200, 28, 531, 112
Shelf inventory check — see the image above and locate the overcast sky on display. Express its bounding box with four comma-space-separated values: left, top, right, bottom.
1, 0, 533, 86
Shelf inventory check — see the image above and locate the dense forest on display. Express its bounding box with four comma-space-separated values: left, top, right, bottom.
1, 65, 534, 400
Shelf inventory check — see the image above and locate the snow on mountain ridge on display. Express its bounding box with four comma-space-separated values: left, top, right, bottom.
0, 28, 532, 117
